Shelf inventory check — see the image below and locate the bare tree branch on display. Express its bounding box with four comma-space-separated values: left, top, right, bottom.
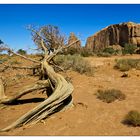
0, 46, 40, 63
0, 25, 80, 132
0, 78, 7, 100
47, 39, 80, 62
0, 80, 49, 104
1, 63, 39, 70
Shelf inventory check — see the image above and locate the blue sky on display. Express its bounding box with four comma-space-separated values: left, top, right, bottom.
0, 4, 140, 52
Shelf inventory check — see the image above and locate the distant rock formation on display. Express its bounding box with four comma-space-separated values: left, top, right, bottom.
85, 22, 140, 51
68, 32, 81, 48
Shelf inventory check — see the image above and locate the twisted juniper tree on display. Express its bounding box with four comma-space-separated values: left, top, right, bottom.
0, 25, 79, 132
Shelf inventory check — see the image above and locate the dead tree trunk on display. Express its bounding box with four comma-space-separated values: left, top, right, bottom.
0, 78, 7, 100
0, 60, 73, 132
0, 80, 49, 104
0, 25, 79, 132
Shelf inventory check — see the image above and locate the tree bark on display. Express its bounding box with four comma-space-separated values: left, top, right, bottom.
0, 32, 77, 132
0, 61, 73, 132
0, 80, 49, 104
0, 79, 7, 100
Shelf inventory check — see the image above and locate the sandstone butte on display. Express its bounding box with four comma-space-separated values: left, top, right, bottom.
68, 32, 81, 48
85, 22, 140, 51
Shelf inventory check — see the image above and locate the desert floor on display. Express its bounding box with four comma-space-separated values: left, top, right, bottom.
0, 55, 140, 136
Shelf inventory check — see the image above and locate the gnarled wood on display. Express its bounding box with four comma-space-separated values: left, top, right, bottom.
0, 80, 49, 104
0, 78, 7, 100
0, 61, 73, 132
0, 26, 77, 132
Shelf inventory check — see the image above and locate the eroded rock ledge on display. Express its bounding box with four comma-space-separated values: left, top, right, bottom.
85, 22, 140, 51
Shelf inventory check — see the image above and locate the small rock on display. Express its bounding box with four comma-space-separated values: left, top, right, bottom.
75, 102, 88, 108
121, 72, 129, 78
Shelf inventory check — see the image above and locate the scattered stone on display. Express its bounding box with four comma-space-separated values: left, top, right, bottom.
121, 72, 129, 78
74, 102, 88, 108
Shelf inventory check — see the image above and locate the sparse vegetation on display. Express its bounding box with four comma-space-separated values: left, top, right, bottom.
95, 89, 126, 103
103, 47, 118, 55
54, 54, 94, 76
95, 47, 120, 57
9, 60, 21, 65
122, 43, 137, 55
96, 52, 112, 57
63, 47, 80, 55
114, 59, 140, 71
0, 58, 8, 64
63, 47, 94, 57
123, 110, 140, 127
80, 48, 94, 57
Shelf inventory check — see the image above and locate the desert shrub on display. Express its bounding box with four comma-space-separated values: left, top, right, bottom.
63, 47, 94, 57
96, 52, 111, 57
95, 89, 126, 103
9, 60, 21, 65
122, 43, 137, 55
17, 49, 27, 55
123, 110, 140, 127
63, 47, 80, 55
114, 59, 140, 71
80, 48, 94, 57
54, 54, 94, 75
0, 58, 8, 64
96, 47, 119, 57
15, 74, 27, 79
103, 47, 117, 55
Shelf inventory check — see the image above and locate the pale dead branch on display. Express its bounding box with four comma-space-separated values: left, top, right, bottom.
0, 25, 79, 132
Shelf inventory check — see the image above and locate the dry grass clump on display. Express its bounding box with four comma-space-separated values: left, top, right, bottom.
95, 89, 126, 103
54, 54, 94, 76
123, 110, 140, 127
114, 59, 140, 71
122, 43, 137, 55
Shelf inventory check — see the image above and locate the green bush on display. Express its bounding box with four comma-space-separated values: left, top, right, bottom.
123, 110, 140, 127
122, 44, 137, 55
17, 49, 27, 55
114, 59, 140, 71
103, 47, 117, 54
95, 89, 126, 103
54, 54, 94, 76
96, 52, 112, 57
95, 47, 120, 57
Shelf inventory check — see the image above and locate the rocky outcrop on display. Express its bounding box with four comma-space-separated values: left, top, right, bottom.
85, 22, 140, 51
68, 32, 81, 48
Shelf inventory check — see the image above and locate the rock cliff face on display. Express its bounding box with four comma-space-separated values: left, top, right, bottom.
85, 22, 140, 51
68, 32, 81, 48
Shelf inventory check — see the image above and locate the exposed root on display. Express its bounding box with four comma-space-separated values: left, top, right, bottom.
0, 30, 77, 132
0, 78, 7, 100
0, 61, 73, 132
0, 80, 49, 104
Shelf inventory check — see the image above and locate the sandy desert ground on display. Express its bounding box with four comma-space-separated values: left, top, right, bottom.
0, 55, 140, 136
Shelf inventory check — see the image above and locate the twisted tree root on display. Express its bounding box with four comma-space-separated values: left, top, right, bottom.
0, 61, 73, 132
0, 80, 49, 104
0, 79, 7, 100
